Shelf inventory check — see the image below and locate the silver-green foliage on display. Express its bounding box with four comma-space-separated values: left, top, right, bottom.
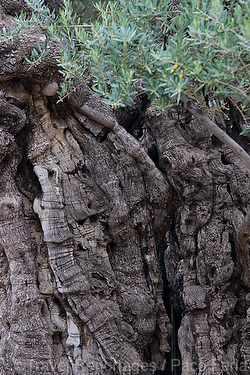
10, 0, 250, 132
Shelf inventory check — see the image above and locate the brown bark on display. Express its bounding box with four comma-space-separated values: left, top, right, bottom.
155, 109, 250, 375
0, 2, 250, 375
180, 94, 250, 173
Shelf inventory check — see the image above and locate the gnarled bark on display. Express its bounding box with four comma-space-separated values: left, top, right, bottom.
0, 2, 250, 375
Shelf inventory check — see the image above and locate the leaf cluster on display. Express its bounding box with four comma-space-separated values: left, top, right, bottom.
6, 0, 250, 132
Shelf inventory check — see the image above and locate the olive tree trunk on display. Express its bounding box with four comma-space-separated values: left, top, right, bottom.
0, 2, 250, 375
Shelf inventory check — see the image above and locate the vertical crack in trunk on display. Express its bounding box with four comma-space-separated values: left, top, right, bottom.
22, 85, 173, 374
0, 93, 56, 374
0, 32, 250, 372
150, 108, 250, 375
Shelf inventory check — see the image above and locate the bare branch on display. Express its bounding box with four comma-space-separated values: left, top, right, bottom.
181, 94, 250, 173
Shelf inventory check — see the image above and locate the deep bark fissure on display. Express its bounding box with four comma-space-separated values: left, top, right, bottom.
159, 235, 182, 375
1, 79, 250, 375
1, 2, 250, 374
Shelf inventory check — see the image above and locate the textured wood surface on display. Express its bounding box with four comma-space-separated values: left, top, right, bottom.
0, 1, 250, 374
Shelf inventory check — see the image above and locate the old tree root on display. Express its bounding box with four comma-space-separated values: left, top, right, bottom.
1, 3, 250, 375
